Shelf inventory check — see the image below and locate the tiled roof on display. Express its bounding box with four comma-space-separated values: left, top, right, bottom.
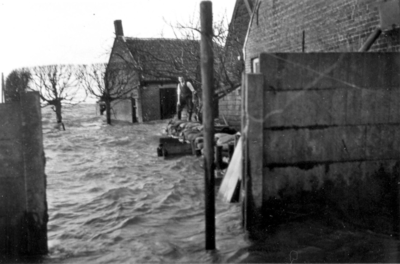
227, 0, 253, 48
221, 0, 253, 88
124, 37, 200, 83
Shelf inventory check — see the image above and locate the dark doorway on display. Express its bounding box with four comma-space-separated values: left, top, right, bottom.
160, 88, 177, 119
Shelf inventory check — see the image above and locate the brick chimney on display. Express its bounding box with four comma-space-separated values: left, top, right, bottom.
114, 20, 124, 36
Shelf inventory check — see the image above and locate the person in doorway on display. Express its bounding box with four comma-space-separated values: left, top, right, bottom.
177, 76, 197, 121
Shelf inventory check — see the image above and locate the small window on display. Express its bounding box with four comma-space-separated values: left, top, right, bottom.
251, 58, 260, 73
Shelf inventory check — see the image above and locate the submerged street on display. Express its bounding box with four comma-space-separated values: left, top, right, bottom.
41, 104, 400, 264
43, 104, 248, 263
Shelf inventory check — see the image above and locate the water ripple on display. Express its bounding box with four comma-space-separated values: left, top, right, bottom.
42, 104, 247, 264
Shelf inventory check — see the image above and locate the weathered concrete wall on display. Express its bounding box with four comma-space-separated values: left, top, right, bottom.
0, 92, 47, 255
141, 84, 161, 122
243, 52, 400, 235
111, 99, 135, 123
0, 103, 25, 255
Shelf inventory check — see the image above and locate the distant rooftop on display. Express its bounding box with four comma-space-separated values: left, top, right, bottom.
123, 37, 201, 83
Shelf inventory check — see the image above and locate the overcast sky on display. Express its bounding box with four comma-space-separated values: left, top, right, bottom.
0, 0, 235, 97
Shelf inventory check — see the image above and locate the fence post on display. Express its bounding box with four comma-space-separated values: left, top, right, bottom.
200, 0, 216, 250
244, 74, 264, 233
20, 92, 48, 254
0, 91, 47, 256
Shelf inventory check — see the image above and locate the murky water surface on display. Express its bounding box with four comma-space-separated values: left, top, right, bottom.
42, 104, 249, 264
39, 104, 400, 264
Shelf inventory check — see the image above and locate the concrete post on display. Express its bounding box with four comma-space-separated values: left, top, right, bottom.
0, 91, 47, 256
20, 92, 48, 255
244, 74, 264, 233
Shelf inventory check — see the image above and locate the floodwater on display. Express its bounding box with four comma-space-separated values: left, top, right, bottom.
42, 104, 249, 264
38, 104, 400, 263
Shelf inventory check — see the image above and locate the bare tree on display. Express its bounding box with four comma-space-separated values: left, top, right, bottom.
78, 63, 138, 125
166, 14, 244, 99
27, 64, 83, 130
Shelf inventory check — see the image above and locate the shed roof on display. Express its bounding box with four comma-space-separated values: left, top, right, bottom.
124, 37, 200, 83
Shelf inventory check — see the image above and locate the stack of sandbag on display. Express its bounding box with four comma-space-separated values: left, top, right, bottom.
165, 119, 203, 142
164, 118, 239, 157
165, 120, 186, 138
181, 123, 203, 143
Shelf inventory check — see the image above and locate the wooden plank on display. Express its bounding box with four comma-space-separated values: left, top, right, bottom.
218, 139, 243, 202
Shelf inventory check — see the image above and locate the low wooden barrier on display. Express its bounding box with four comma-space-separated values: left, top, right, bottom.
242, 52, 400, 236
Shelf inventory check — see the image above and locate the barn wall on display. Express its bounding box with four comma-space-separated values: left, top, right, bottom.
111, 99, 134, 123
141, 84, 161, 122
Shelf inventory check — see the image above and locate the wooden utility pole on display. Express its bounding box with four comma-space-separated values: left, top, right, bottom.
200, 1, 216, 250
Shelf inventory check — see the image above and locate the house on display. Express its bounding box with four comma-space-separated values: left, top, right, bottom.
107, 20, 200, 123
235, 0, 400, 234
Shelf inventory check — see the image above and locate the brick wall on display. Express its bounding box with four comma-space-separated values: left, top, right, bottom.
222, 0, 400, 126
245, 0, 400, 70
219, 88, 242, 128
